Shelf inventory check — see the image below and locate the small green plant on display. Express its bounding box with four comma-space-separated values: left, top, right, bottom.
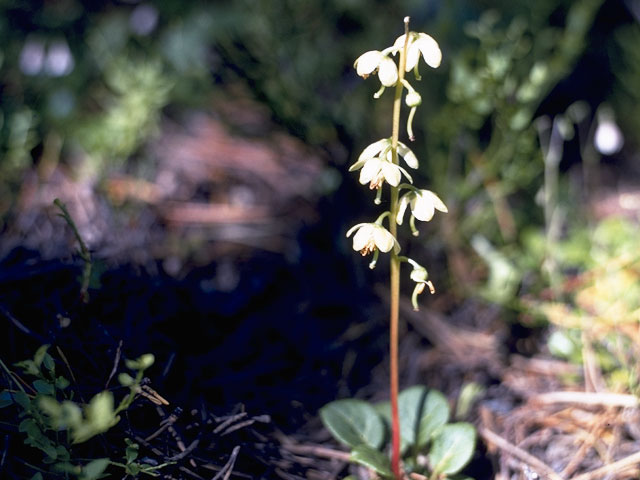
536, 218, 640, 393
0, 345, 162, 479
322, 17, 475, 479
321, 385, 476, 479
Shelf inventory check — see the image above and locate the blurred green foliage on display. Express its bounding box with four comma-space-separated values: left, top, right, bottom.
537, 217, 640, 393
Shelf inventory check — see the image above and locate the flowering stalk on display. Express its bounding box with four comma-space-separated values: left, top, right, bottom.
349, 16, 446, 480
388, 19, 410, 479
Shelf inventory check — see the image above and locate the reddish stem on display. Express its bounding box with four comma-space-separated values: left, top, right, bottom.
388, 17, 410, 480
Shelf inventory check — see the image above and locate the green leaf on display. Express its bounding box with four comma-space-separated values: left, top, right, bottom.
455, 383, 485, 420
125, 354, 155, 371
41, 441, 58, 461
429, 423, 476, 475
33, 380, 55, 395
33, 345, 51, 369
56, 444, 70, 462
55, 376, 70, 390
350, 444, 393, 478
319, 399, 385, 449
0, 390, 14, 408
72, 391, 119, 443
398, 385, 427, 452
373, 400, 391, 426
43, 353, 55, 373
118, 373, 134, 387
30, 473, 44, 480
19, 418, 41, 437
125, 439, 139, 463
417, 390, 450, 447
126, 462, 141, 475
81, 458, 110, 480
15, 359, 39, 377
13, 390, 31, 410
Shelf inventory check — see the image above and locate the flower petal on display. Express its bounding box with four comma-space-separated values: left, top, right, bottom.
392, 34, 407, 52
405, 43, 420, 71
348, 158, 367, 172
412, 193, 435, 221
417, 33, 442, 68
372, 226, 395, 253
396, 192, 412, 225
381, 161, 401, 186
377, 56, 398, 86
354, 50, 383, 76
358, 138, 389, 163
346, 223, 368, 237
352, 225, 372, 251
398, 141, 419, 169
425, 190, 448, 212
359, 158, 382, 184
397, 165, 413, 184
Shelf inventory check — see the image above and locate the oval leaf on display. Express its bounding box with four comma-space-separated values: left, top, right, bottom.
429, 423, 476, 475
398, 385, 427, 452
320, 399, 385, 449
350, 444, 393, 478
417, 390, 450, 447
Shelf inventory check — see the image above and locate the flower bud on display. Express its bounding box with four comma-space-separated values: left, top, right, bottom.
405, 90, 422, 108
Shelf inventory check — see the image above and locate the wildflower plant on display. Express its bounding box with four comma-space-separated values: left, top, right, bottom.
322, 18, 475, 480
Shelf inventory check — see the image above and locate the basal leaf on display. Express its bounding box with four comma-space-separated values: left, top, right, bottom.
319, 399, 385, 449
350, 444, 393, 478
417, 390, 450, 447
398, 385, 427, 452
429, 423, 476, 475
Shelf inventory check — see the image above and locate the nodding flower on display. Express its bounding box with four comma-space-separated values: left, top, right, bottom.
354, 50, 399, 87
346, 222, 400, 256
354, 156, 413, 190
397, 188, 448, 224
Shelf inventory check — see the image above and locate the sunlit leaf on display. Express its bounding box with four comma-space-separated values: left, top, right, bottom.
429, 423, 476, 475
417, 390, 450, 447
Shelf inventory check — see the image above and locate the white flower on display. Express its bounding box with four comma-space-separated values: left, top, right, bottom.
393, 32, 442, 71
351, 157, 412, 189
346, 223, 400, 256
350, 138, 419, 172
397, 189, 448, 224
354, 50, 398, 87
